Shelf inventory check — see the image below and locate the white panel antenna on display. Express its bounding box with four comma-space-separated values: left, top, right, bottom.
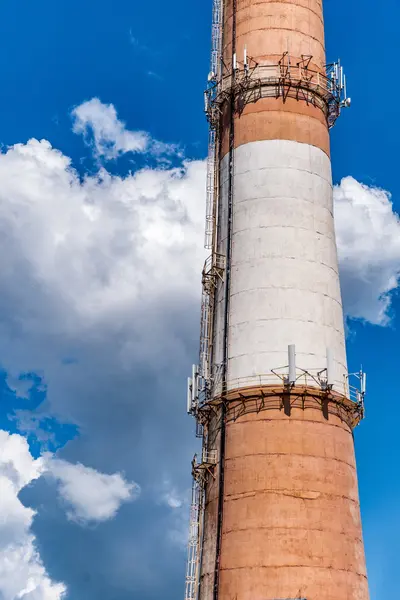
192, 364, 199, 402
187, 378, 193, 414
361, 371, 367, 396
288, 345, 296, 385
326, 348, 334, 387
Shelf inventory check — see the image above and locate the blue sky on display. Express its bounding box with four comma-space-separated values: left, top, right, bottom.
0, 0, 398, 599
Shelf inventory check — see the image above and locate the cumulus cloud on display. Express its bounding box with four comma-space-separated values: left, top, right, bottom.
0, 429, 139, 598
334, 176, 400, 325
0, 135, 204, 385
48, 459, 139, 524
71, 98, 179, 161
72, 98, 149, 159
0, 98, 399, 597
0, 125, 204, 595
0, 431, 66, 600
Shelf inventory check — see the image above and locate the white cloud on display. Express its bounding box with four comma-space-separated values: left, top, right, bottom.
72, 98, 149, 159
0, 428, 139, 598
0, 101, 399, 595
0, 136, 204, 338
334, 176, 400, 325
0, 132, 205, 593
71, 98, 180, 162
158, 480, 190, 549
159, 480, 186, 510
48, 459, 140, 524
0, 431, 66, 600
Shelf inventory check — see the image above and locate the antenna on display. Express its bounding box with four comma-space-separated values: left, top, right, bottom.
361, 371, 367, 395
343, 73, 351, 107
187, 377, 193, 414
233, 52, 237, 71
187, 365, 199, 414
192, 364, 199, 402
288, 345, 296, 385
326, 348, 334, 387
244, 45, 248, 72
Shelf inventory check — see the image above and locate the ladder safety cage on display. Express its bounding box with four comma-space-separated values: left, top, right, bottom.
184, 476, 203, 600
204, 0, 224, 251
199, 253, 226, 397
184, 449, 218, 600
184, 1, 224, 597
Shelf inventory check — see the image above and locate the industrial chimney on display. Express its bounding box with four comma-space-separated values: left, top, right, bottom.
186, 1, 369, 599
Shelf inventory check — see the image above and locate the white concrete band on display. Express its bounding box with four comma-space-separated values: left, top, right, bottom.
213, 139, 348, 393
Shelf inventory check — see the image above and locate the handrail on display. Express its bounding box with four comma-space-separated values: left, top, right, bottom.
206, 59, 350, 129
208, 369, 362, 405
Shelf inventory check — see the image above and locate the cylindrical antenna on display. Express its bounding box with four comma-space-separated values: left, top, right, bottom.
233, 52, 237, 71
361, 372, 367, 395
244, 45, 247, 66
288, 345, 296, 385
326, 348, 334, 387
